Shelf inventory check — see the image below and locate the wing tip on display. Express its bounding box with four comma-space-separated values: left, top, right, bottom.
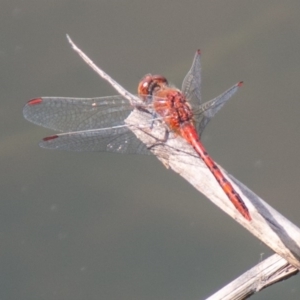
43, 135, 59, 142
27, 98, 43, 106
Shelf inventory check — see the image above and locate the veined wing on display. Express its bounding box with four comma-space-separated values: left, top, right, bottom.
181, 49, 202, 107
23, 95, 143, 132
40, 125, 151, 154
195, 82, 243, 136
181, 50, 243, 136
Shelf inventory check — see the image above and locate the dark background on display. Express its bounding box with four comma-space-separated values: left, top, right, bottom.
1, 1, 300, 299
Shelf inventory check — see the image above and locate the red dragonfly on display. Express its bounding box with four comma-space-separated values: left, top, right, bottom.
23, 36, 251, 221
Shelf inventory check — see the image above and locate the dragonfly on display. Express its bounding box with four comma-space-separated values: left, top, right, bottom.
23, 36, 251, 221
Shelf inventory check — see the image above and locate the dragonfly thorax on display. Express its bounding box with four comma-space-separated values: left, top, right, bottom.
153, 88, 194, 132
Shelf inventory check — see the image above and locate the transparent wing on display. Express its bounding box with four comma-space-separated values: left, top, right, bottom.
181, 50, 202, 107
40, 125, 151, 154
181, 50, 242, 136
23, 95, 141, 132
195, 82, 243, 135
23, 95, 155, 154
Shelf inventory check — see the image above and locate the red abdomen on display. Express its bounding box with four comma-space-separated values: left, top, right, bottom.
180, 123, 251, 220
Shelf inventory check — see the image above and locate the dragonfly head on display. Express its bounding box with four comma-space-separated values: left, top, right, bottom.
138, 74, 168, 101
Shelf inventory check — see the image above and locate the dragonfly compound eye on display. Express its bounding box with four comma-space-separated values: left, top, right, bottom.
138, 74, 168, 97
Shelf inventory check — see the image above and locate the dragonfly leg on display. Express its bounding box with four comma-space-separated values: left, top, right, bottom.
146, 127, 170, 151
150, 111, 159, 129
